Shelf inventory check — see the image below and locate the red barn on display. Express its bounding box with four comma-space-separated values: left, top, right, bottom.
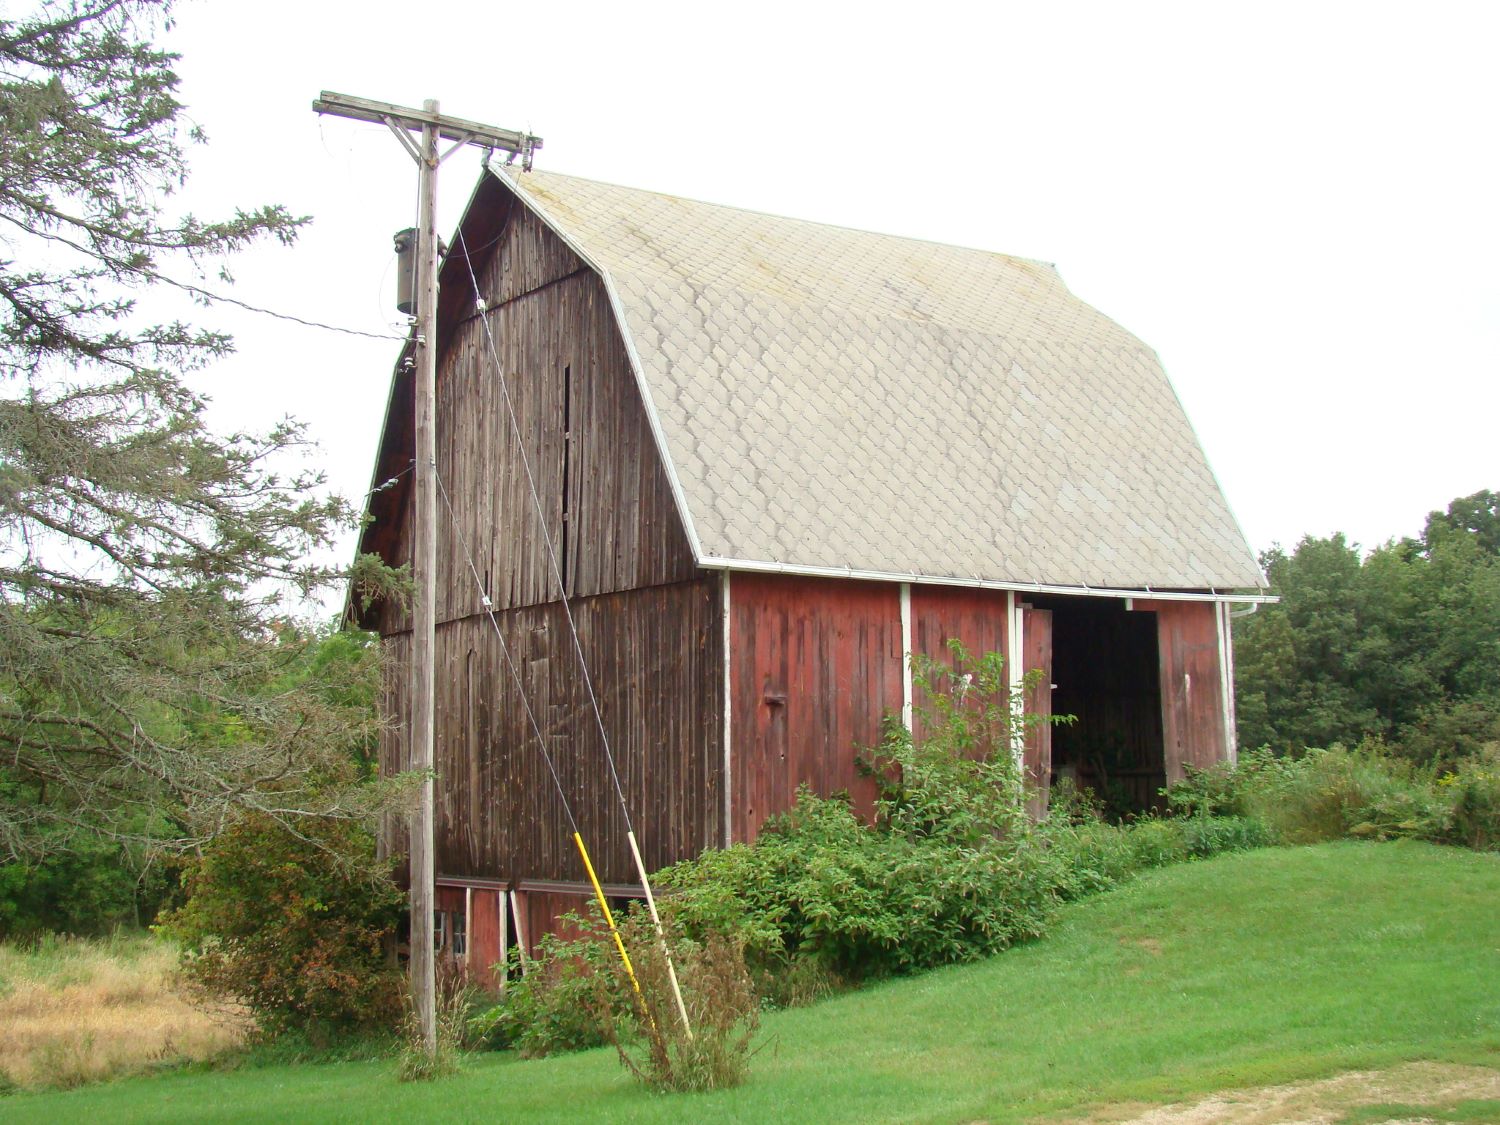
355, 167, 1268, 985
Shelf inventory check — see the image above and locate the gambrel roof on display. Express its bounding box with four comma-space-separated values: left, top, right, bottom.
358, 164, 1270, 603
495, 168, 1263, 592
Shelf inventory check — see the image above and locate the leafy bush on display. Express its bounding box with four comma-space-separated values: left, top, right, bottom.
865, 646, 1038, 845
1037, 809, 1270, 905
659, 646, 1072, 983
658, 645, 1291, 992
469, 907, 760, 1091
1180, 814, 1276, 856
468, 917, 623, 1057
1262, 745, 1434, 843
0, 831, 177, 939
1032, 817, 1143, 901
659, 787, 1059, 983
1166, 742, 1500, 852
161, 815, 405, 1040
1442, 745, 1500, 850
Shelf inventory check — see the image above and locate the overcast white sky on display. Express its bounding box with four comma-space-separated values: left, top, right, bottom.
159, 0, 1497, 593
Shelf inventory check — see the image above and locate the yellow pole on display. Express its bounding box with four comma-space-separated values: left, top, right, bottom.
572, 832, 648, 1014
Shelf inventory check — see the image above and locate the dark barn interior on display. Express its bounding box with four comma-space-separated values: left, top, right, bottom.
1043, 599, 1166, 817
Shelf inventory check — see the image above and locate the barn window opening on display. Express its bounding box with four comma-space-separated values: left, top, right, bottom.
1043, 598, 1165, 819
450, 909, 468, 958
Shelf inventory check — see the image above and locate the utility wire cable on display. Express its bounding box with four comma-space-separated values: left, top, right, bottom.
151, 272, 408, 340
454, 227, 692, 1036
436, 469, 578, 836
5, 215, 407, 341
454, 228, 634, 833
438, 467, 649, 1009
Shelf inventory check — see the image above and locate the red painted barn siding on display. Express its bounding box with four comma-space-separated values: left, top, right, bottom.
1136, 600, 1226, 779
909, 586, 1011, 743
729, 575, 903, 842
1021, 606, 1054, 813
467, 889, 505, 990
523, 890, 593, 960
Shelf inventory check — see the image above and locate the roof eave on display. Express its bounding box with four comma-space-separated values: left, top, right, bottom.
697, 555, 1276, 603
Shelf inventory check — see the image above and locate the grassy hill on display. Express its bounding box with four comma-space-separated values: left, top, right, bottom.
7, 841, 1498, 1123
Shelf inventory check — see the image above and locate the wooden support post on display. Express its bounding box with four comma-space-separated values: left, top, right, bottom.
408, 98, 440, 1057
310, 90, 541, 1059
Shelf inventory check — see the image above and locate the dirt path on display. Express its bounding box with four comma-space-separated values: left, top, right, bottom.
1077, 1062, 1500, 1124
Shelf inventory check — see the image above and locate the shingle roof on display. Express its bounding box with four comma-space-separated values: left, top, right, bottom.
499, 167, 1265, 591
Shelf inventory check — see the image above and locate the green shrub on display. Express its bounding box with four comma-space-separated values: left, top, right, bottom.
161, 814, 405, 1040
1442, 745, 1500, 850
472, 919, 619, 1057
661, 787, 1058, 982
1264, 745, 1422, 842
660, 646, 1074, 983
863, 645, 1037, 846
1167, 741, 1500, 854
1163, 748, 1293, 820
0, 832, 176, 939
1180, 814, 1276, 857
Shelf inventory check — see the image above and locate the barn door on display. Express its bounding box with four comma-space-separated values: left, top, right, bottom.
1021, 605, 1054, 818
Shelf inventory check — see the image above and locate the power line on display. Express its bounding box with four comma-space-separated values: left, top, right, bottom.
11, 213, 408, 342
148, 271, 407, 341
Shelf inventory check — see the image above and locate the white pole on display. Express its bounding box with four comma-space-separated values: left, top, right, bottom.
626, 830, 693, 1038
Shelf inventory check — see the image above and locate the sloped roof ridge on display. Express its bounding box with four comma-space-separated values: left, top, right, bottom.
507, 166, 1061, 273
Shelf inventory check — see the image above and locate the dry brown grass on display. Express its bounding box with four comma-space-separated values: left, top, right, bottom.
0, 932, 247, 1089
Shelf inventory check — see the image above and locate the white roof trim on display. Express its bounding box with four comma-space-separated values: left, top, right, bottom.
698, 555, 1277, 604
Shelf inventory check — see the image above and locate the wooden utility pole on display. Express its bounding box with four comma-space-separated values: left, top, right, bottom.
311, 91, 540, 1055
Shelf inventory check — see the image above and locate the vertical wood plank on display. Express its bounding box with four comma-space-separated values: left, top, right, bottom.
1149, 601, 1228, 781
729, 575, 901, 842
1021, 606, 1054, 816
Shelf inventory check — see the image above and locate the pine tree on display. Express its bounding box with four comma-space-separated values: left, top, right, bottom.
0, 1, 385, 864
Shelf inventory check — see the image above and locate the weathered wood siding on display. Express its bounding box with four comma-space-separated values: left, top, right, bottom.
373, 179, 717, 895
363, 183, 695, 637
728, 574, 903, 842
1138, 599, 1227, 780
380, 576, 723, 885
433, 249, 695, 621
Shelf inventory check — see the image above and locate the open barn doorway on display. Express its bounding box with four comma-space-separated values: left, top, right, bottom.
1042, 598, 1166, 818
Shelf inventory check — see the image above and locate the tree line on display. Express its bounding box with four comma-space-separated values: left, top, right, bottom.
1234, 490, 1500, 768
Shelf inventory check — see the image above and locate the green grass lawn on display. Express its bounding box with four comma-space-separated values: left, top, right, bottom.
7, 841, 1498, 1123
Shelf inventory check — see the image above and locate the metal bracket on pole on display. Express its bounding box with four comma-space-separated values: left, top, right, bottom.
315, 91, 542, 170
